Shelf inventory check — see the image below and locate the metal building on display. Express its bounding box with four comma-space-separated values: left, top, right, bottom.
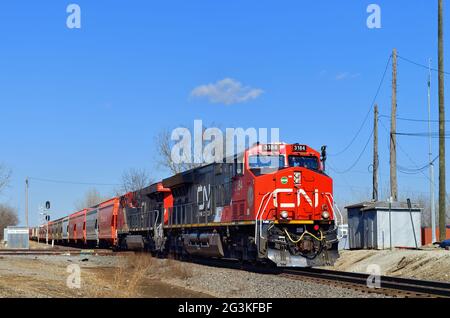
6, 226, 30, 249
346, 201, 422, 250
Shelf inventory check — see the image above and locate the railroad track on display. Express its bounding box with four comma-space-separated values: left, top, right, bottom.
188, 258, 450, 298
280, 268, 450, 298
0, 248, 116, 256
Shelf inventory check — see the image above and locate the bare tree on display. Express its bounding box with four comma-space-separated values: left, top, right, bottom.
155, 123, 225, 175
119, 168, 153, 193
0, 204, 18, 240
155, 128, 203, 174
74, 188, 107, 211
0, 164, 11, 195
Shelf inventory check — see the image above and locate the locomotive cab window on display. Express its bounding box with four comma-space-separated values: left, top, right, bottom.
248, 155, 285, 176
288, 155, 319, 171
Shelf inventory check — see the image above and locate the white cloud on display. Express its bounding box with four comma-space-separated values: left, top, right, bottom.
190, 78, 264, 105
335, 72, 361, 81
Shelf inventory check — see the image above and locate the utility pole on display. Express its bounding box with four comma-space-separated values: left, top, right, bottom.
390, 48, 398, 202
438, 0, 446, 241
428, 59, 437, 243
25, 177, 29, 228
373, 104, 379, 202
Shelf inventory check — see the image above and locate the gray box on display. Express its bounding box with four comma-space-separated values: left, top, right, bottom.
346, 201, 422, 250
6, 226, 29, 249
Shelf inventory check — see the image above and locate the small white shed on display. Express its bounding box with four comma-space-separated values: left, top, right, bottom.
346, 201, 422, 250
6, 226, 30, 249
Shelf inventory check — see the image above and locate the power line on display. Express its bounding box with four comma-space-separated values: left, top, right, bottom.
29, 177, 120, 187
379, 114, 450, 123
397, 55, 450, 75
329, 55, 391, 157
394, 132, 450, 138
379, 119, 436, 183
329, 127, 374, 174
398, 156, 438, 174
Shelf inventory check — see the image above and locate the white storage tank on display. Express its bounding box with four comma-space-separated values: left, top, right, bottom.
346, 201, 422, 250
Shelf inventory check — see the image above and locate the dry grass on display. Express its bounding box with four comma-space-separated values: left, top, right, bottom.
164, 259, 194, 280
87, 254, 194, 298
113, 254, 156, 295
89, 253, 155, 298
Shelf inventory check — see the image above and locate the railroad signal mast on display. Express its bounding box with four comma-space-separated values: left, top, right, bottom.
39, 201, 51, 245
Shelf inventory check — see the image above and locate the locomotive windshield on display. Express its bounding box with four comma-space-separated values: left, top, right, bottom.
248, 155, 285, 176
288, 155, 319, 171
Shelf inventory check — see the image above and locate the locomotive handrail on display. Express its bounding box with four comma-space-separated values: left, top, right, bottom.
255, 191, 274, 241
127, 208, 161, 230
259, 191, 275, 240
323, 192, 344, 240
168, 203, 197, 226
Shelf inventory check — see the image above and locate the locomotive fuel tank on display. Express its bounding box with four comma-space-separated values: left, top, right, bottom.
182, 232, 225, 258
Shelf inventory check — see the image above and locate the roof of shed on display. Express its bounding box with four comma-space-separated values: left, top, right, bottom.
345, 201, 422, 212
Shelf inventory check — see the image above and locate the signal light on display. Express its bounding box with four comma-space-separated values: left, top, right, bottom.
314, 225, 320, 231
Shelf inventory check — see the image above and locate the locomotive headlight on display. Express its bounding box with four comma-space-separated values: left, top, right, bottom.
321, 211, 330, 219
280, 211, 289, 219
293, 172, 301, 185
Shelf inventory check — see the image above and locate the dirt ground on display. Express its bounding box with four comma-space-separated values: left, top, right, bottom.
322, 247, 450, 282
0, 253, 210, 298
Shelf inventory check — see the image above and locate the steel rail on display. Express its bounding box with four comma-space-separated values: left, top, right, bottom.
186, 257, 450, 298
0, 249, 115, 256
282, 268, 450, 298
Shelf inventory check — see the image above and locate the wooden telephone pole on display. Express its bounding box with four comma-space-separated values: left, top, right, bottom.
373, 105, 379, 202
438, 0, 446, 241
390, 49, 398, 202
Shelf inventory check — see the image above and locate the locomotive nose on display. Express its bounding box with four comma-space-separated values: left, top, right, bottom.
273, 168, 321, 221
273, 170, 300, 221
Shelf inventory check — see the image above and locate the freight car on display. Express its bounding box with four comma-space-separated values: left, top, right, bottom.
32, 142, 342, 267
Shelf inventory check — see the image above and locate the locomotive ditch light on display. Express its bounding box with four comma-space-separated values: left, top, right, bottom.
321, 211, 330, 219
280, 211, 289, 219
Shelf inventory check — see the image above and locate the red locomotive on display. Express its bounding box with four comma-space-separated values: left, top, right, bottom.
31, 143, 340, 267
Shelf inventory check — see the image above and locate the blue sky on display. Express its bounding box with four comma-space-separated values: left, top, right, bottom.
0, 1, 446, 225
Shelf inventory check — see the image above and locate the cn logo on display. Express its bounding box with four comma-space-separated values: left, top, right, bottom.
197, 184, 211, 211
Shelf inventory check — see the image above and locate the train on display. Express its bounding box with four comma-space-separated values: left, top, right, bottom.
30, 143, 342, 267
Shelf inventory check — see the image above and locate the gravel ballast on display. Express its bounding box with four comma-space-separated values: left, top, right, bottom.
155, 259, 389, 298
